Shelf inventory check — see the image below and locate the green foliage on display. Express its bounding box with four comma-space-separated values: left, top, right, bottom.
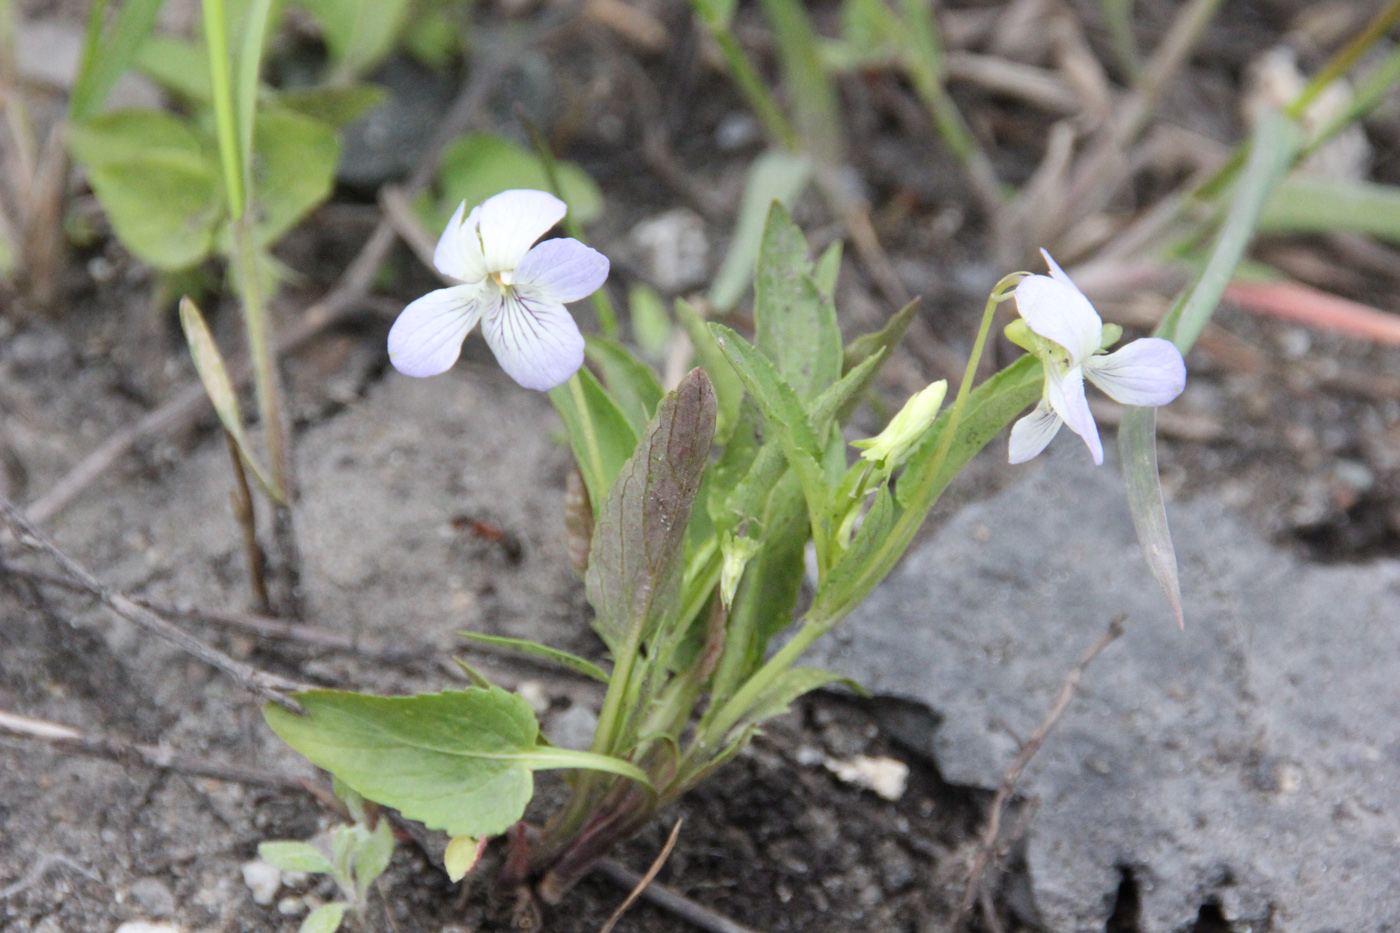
422, 134, 604, 234
709, 151, 814, 311
71, 0, 167, 120
247, 108, 340, 245
278, 83, 387, 128
68, 111, 223, 270
753, 204, 843, 402
300, 903, 351, 933
584, 337, 665, 436
586, 371, 717, 655
459, 632, 611, 683
548, 366, 639, 517
301, 0, 411, 77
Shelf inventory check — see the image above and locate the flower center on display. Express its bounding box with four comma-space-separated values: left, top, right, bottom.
490, 270, 516, 293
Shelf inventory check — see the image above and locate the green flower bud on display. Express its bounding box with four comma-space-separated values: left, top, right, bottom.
851, 380, 949, 469
719, 532, 762, 610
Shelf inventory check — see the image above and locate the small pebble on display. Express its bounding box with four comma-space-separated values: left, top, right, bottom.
114, 924, 183, 933
240, 860, 282, 906
128, 878, 176, 917
824, 755, 909, 801
545, 704, 598, 751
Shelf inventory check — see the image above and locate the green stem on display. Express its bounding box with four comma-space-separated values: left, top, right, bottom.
567, 372, 606, 492
706, 20, 801, 152
232, 216, 288, 500
202, 0, 244, 219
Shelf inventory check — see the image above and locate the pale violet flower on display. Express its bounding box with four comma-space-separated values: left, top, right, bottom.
1009, 250, 1186, 465
388, 189, 609, 391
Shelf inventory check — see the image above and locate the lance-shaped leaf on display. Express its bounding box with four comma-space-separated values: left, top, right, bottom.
549, 366, 639, 516
586, 369, 718, 654
1128, 109, 1300, 627
265, 688, 650, 840
584, 337, 664, 436
739, 667, 866, 730
676, 299, 745, 443
459, 632, 610, 683
754, 203, 842, 402
709, 151, 814, 312
711, 324, 829, 519
179, 297, 284, 503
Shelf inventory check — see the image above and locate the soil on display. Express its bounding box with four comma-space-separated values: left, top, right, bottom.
5, 0, 1400, 931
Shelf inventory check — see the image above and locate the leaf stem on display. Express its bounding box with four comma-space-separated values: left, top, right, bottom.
202, 0, 244, 219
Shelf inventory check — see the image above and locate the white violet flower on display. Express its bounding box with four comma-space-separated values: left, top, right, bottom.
1009, 250, 1186, 465
387, 189, 609, 391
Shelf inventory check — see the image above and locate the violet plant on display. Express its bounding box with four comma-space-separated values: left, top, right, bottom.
266, 190, 1185, 902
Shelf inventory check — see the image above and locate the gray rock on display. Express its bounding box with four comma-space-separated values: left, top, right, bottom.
127, 877, 175, 917
545, 703, 598, 752
807, 443, 1400, 932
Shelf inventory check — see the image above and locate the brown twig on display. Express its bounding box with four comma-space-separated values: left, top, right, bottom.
0, 709, 305, 789
593, 858, 762, 933
225, 431, 271, 613
597, 819, 683, 933
960, 613, 1126, 920
0, 495, 309, 711
21, 12, 575, 528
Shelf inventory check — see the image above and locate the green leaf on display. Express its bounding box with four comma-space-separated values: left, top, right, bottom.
837, 299, 917, 421
301, 0, 411, 76
258, 841, 333, 875
753, 203, 842, 402
443, 835, 485, 882
235, 0, 276, 185
740, 667, 865, 728
675, 300, 745, 442
1132, 110, 1300, 627
68, 111, 223, 270
758, 0, 845, 161
710, 324, 829, 522
428, 134, 603, 231
586, 370, 718, 654
814, 355, 1043, 619
693, 0, 738, 29
708, 150, 814, 312
299, 902, 350, 933
249, 108, 339, 246
70, 0, 165, 120
278, 83, 387, 128
459, 632, 610, 683
628, 284, 673, 361
1259, 174, 1400, 245
813, 240, 842, 298
178, 297, 283, 502
264, 687, 544, 839
584, 337, 665, 436
549, 367, 639, 516
353, 817, 395, 899
135, 35, 211, 101
711, 471, 807, 703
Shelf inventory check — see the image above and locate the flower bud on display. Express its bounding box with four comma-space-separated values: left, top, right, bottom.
719, 532, 762, 610
851, 380, 948, 469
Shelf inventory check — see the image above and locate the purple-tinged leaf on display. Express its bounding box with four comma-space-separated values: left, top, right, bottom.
586, 369, 718, 653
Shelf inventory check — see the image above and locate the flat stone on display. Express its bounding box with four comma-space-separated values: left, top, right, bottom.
808, 443, 1400, 932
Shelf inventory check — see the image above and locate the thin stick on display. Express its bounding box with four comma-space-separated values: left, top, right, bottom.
0, 709, 305, 789
21, 11, 575, 528
225, 431, 271, 613
593, 858, 762, 933
598, 819, 683, 933
960, 613, 1126, 916
0, 496, 308, 711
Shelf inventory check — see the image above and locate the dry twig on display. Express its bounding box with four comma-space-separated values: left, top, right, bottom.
593, 858, 763, 933
597, 819, 684, 933
960, 614, 1126, 922
0, 709, 305, 789
0, 496, 309, 711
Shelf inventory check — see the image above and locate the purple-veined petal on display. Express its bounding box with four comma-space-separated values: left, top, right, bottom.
1084, 337, 1187, 407
481, 287, 584, 391
477, 190, 567, 272
433, 201, 489, 283
1015, 255, 1102, 364
1008, 400, 1063, 464
1047, 364, 1103, 464
388, 284, 485, 377
514, 238, 610, 304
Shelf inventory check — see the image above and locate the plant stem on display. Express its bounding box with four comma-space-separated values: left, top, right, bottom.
232, 215, 289, 501
225, 430, 270, 613
202, 0, 244, 218
703, 18, 801, 152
